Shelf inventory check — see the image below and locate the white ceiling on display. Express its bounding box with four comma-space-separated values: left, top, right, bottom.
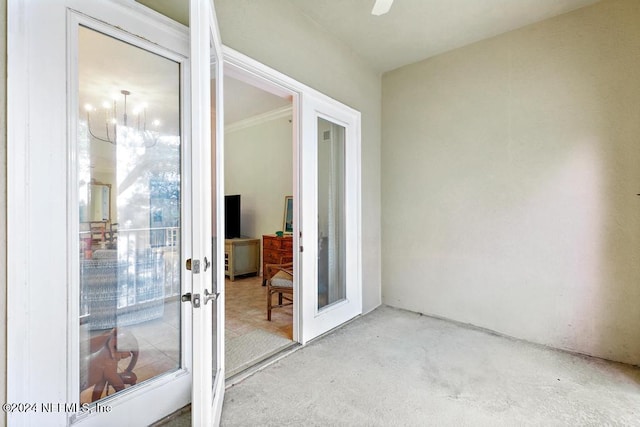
94, 0, 599, 127
221, 0, 601, 120
134, 0, 601, 73
224, 76, 290, 125
289, 0, 600, 72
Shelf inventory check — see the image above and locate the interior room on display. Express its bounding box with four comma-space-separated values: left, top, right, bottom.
222, 75, 295, 377
4, 0, 640, 425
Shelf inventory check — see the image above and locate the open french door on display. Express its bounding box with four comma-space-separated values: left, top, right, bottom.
189, 0, 226, 424
7, 0, 224, 425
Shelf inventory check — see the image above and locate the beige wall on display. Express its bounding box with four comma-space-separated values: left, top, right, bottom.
215, 0, 382, 313
225, 115, 293, 245
382, 0, 640, 365
1, 0, 6, 424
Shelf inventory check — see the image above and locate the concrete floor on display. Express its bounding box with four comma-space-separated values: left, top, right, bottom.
219, 305, 640, 426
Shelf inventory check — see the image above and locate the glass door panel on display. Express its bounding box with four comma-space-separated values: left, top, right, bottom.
317, 118, 347, 310
77, 26, 182, 404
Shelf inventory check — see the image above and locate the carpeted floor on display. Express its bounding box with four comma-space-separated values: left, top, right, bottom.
226, 329, 293, 377
224, 274, 294, 377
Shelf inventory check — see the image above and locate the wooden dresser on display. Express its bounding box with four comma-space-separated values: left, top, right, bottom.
262, 234, 293, 285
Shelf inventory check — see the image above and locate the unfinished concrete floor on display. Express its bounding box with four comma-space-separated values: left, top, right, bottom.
219, 305, 640, 426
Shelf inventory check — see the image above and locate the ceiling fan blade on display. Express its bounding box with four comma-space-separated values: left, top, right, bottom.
371, 0, 394, 16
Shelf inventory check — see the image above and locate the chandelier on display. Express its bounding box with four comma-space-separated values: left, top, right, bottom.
84, 89, 161, 147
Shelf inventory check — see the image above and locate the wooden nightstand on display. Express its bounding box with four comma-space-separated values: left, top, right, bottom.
262, 234, 293, 285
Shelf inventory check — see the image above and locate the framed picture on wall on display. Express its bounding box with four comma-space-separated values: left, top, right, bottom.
283, 196, 293, 234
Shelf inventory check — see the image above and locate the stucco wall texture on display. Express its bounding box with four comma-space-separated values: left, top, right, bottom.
382, 0, 640, 365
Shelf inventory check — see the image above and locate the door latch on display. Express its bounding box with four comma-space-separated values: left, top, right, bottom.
181, 292, 201, 308
186, 258, 201, 274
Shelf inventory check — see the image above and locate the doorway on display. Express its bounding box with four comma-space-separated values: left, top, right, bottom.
222, 74, 297, 377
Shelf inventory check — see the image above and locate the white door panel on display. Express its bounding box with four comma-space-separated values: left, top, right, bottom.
300, 95, 362, 343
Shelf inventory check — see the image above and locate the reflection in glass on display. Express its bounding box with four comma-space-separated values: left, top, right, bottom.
77, 26, 181, 404
317, 118, 346, 309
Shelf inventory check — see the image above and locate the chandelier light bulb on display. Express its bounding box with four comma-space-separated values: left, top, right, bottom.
84, 104, 94, 112
152, 119, 161, 127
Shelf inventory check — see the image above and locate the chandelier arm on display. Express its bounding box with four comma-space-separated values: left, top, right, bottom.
105, 121, 117, 145
86, 112, 116, 144
85, 89, 160, 147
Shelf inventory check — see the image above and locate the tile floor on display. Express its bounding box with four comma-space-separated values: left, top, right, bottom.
225, 274, 292, 341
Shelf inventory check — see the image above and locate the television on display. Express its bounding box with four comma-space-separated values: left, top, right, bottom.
225, 195, 241, 238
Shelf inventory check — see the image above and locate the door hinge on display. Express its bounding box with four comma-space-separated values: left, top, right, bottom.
300, 246, 304, 252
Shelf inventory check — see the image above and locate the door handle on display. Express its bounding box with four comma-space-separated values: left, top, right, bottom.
203, 289, 219, 305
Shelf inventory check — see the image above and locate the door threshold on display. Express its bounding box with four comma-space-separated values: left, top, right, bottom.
150, 343, 300, 426
150, 404, 191, 426
226, 342, 301, 387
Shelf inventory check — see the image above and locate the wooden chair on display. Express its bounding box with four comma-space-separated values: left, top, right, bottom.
265, 261, 293, 321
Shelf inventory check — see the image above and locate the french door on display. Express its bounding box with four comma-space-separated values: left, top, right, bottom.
190, 0, 226, 424
7, 0, 223, 425
300, 94, 362, 342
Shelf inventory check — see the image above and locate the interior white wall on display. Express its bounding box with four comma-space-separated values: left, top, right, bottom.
224, 115, 293, 245
382, 0, 640, 365
215, 0, 382, 313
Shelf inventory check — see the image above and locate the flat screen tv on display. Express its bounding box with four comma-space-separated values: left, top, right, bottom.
225, 195, 241, 238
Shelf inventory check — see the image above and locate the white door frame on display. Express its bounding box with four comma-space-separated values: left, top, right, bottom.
189, 0, 225, 424
222, 47, 362, 344
223, 56, 302, 344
